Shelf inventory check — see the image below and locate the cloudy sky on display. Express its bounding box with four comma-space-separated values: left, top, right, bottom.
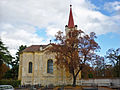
0, 0, 120, 57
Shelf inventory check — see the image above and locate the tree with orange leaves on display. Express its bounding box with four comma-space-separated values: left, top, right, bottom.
0, 63, 10, 79
48, 29, 100, 86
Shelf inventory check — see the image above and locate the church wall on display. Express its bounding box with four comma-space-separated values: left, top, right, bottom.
38, 52, 73, 86
19, 51, 74, 86
39, 52, 59, 86
18, 53, 23, 81
20, 52, 34, 85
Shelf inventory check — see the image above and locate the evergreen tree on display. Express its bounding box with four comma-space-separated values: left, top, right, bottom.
4, 45, 27, 79
0, 38, 12, 79
0, 38, 12, 66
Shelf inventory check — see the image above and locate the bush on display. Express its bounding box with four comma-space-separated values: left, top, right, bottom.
0, 80, 21, 87
48, 84, 54, 88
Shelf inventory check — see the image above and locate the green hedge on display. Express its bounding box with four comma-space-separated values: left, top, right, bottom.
0, 80, 21, 87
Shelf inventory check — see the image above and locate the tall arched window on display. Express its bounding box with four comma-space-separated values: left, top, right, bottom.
47, 60, 53, 73
28, 62, 32, 73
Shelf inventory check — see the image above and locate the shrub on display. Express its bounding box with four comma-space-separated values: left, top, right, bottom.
0, 80, 21, 87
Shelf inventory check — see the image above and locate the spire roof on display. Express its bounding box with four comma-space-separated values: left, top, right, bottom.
68, 5, 74, 28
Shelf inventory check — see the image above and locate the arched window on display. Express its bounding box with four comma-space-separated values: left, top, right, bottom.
28, 62, 32, 73
47, 60, 53, 73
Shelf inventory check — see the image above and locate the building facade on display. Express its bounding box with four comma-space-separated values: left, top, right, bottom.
18, 5, 81, 86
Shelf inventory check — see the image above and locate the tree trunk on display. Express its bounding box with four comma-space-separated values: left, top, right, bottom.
72, 76, 76, 87
72, 69, 81, 87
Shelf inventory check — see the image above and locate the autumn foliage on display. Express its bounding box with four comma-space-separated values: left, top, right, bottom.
48, 29, 100, 86
0, 64, 10, 79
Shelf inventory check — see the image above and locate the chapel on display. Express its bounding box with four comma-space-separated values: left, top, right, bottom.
18, 5, 81, 86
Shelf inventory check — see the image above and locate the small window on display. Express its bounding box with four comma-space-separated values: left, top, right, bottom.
47, 60, 53, 73
28, 62, 32, 73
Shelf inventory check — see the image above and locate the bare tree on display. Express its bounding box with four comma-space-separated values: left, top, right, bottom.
106, 48, 120, 77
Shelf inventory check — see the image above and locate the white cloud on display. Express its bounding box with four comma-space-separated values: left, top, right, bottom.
0, 0, 120, 56
0, 23, 45, 56
46, 26, 61, 37
104, 1, 120, 12
73, 2, 120, 35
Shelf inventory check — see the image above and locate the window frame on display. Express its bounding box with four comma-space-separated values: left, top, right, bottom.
47, 59, 53, 74
28, 62, 32, 73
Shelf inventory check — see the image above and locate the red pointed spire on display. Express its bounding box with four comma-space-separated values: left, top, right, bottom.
68, 5, 74, 28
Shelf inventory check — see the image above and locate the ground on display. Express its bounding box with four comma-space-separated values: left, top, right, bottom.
15, 86, 117, 90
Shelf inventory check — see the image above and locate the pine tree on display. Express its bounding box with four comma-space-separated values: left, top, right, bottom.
4, 45, 27, 79
0, 38, 12, 66
0, 38, 12, 79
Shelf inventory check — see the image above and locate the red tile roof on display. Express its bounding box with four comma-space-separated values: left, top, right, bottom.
22, 45, 48, 52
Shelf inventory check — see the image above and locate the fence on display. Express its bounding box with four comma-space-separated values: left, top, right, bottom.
77, 78, 120, 87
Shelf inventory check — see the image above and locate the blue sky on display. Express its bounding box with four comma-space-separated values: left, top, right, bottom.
0, 0, 120, 57
96, 32, 120, 56
89, 0, 120, 15
89, 0, 120, 56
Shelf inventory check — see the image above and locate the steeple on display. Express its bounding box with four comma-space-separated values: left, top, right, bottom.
68, 5, 74, 28
65, 5, 77, 38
